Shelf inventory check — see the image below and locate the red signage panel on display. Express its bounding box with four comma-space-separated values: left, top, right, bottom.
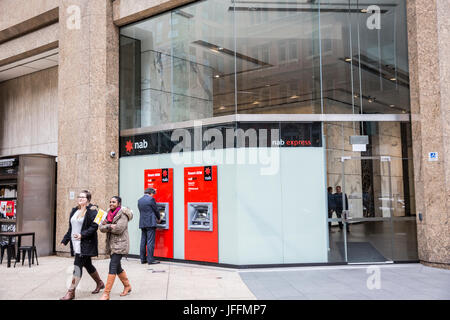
184, 166, 218, 263
144, 168, 174, 259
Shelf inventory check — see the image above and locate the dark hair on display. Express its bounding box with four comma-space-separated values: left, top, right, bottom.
328, 187, 333, 192
111, 196, 122, 205
144, 188, 156, 195
81, 190, 91, 202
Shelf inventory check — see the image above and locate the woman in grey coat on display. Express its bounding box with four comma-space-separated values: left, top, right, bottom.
99, 196, 133, 300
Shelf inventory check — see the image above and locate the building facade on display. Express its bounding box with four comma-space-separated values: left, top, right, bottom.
0, 0, 448, 268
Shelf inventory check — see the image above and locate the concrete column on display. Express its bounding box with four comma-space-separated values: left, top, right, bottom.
56, 0, 119, 257
407, 0, 450, 269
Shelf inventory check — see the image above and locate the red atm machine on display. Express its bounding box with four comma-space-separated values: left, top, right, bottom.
144, 168, 174, 259
184, 166, 218, 263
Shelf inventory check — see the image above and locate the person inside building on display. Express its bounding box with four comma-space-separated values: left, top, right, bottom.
327, 187, 335, 230
138, 188, 161, 265
60, 190, 104, 300
334, 186, 349, 232
99, 196, 133, 300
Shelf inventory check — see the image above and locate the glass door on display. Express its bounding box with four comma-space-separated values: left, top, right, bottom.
340, 156, 394, 263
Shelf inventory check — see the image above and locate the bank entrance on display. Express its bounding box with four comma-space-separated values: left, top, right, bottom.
327, 156, 418, 264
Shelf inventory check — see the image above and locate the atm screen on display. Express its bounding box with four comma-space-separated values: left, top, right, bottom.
156, 203, 169, 230
188, 203, 213, 231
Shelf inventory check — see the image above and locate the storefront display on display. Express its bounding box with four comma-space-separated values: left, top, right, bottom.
118, 0, 418, 265
0, 155, 56, 256
0, 158, 18, 235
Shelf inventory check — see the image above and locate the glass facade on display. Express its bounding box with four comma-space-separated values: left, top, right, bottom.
120, 0, 410, 130
119, 0, 417, 265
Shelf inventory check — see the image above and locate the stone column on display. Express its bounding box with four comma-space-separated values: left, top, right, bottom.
407, 0, 450, 269
56, 0, 119, 258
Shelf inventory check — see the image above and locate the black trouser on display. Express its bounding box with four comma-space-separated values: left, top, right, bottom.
109, 253, 124, 275
328, 209, 334, 228
73, 254, 96, 277
140, 227, 156, 263
335, 209, 349, 230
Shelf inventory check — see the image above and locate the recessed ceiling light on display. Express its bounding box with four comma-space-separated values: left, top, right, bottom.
390, 77, 397, 81
389, 104, 395, 108
214, 75, 220, 78
252, 101, 260, 105
345, 57, 352, 62
290, 95, 299, 99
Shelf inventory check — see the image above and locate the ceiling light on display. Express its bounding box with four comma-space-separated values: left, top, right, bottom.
361, 9, 368, 13
290, 95, 299, 99
390, 77, 397, 81
345, 57, 352, 62
252, 101, 260, 105
219, 106, 226, 110
214, 75, 220, 78
389, 104, 395, 108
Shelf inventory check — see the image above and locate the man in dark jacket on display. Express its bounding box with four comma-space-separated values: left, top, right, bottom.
334, 186, 349, 232
327, 187, 335, 229
138, 188, 161, 264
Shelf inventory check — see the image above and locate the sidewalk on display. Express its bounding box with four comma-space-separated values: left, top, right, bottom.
0, 256, 255, 300
0, 256, 449, 300
240, 264, 450, 300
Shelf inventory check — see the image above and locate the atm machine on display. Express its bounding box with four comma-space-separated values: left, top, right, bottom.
144, 168, 174, 258
187, 203, 213, 231
156, 202, 169, 230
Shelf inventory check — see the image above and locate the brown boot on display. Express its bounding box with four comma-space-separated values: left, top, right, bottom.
100, 274, 116, 300
60, 276, 81, 300
60, 289, 75, 300
117, 270, 132, 296
89, 271, 105, 294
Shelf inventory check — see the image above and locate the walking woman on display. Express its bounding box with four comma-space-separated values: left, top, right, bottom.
99, 196, 133, 300
60, 190, 105, 300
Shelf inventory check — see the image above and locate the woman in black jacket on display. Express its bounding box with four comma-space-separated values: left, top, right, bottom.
60, 190, 105, 300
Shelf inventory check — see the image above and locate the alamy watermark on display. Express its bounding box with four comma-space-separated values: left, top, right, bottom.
169, 121, 281, 176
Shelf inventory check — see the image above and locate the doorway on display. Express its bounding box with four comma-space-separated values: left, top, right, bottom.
327, 156, 418, 264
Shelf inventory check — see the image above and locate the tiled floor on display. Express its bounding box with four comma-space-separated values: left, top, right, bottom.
239, 264, 450, 300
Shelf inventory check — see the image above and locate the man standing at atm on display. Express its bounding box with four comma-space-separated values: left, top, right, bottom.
138, 188, 161, 264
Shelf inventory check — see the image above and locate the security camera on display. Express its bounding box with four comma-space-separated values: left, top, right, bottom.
110, 151, 116, 158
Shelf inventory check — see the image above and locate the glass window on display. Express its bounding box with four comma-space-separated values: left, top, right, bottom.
120, 0, 411, 129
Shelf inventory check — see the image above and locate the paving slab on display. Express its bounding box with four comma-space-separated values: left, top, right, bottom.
239, 264, 450, 300
0, 256, 255, 300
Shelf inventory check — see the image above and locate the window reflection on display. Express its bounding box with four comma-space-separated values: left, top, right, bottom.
120, 0, 410, 130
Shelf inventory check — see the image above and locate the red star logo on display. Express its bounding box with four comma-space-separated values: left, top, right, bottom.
125, 140, 133, 152
163, 170, 168, 177
205, 167, 211, 175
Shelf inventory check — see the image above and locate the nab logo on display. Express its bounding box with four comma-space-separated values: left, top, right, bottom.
125, 140, 133, 153
204, 166, 212, 181
162, 169, 169, 183
125, 139, 148, 153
